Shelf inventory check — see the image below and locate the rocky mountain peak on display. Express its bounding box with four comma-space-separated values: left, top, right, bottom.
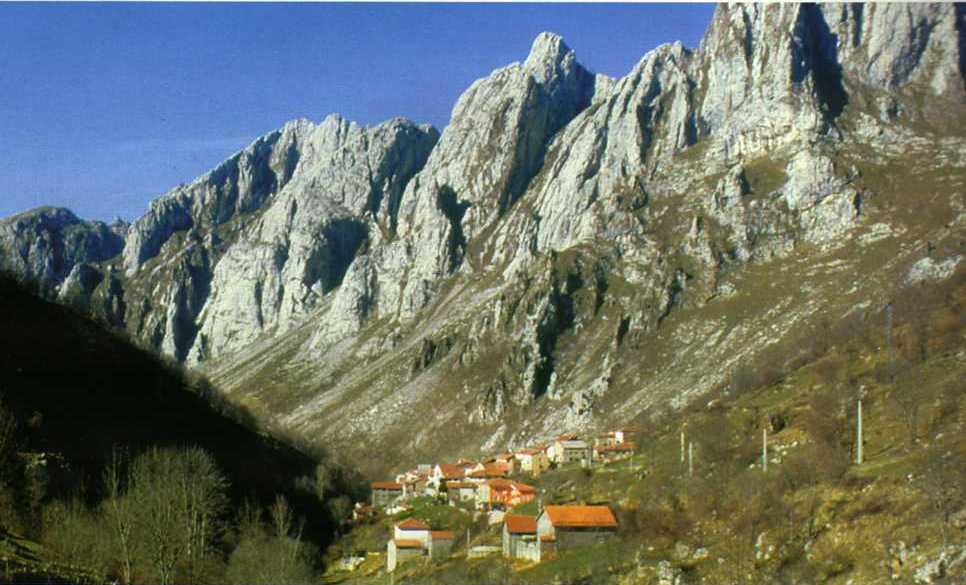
1, 3, 963, 472
523, 32, 577, 83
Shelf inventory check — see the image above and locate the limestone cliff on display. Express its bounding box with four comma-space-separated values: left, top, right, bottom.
2, 3, 963, 473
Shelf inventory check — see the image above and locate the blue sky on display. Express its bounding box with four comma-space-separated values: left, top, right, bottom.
0, 3, 715, 222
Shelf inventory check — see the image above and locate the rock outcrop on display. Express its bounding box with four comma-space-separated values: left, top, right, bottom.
1, 3, 963, 471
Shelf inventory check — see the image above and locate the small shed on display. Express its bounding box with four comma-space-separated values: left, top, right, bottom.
502, 514, 539, 562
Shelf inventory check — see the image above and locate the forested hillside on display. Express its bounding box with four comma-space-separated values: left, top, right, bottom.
0, 273, 362, 583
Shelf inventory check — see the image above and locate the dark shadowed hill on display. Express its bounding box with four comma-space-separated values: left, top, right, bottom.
0, 272, 352, 545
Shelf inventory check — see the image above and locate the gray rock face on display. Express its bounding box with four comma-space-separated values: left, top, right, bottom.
363, 32, 599, 320
189, 116, 437, 362
122, 120, 309, 275
0, 207, 123, 294
1, 4, 963, 468
907, 255, 962, 284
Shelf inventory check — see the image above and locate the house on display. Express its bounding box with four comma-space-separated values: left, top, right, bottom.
371, 481, 405, 507
396, 468, 431, 497
467, 461, 511, 481
394, 518, 431, 546
598, 428, 639, 447
494, 452, 517, 472
386, 519, 454, 571
514, 448, 550, 476
553, 438, 591, 465
430, 463, 467, 493
536, 505, 618, 560
387, 538, 423, 571
537, 443, 556, 465
428, 531, 455, 560
478, 479, 536, 510
352, 502, 378, 523
502, 514, 539, 561
387, 518, 430, 571
506, 482, 536, 507
446, 481, 478, 504
593, 443, 636, 463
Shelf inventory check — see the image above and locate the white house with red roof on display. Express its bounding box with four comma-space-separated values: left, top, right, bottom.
387, 518, 455, 571
514, 448, 550, 475
428, 463, 466, 493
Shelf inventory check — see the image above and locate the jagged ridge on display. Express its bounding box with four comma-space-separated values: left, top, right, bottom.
1, 3, 963, 474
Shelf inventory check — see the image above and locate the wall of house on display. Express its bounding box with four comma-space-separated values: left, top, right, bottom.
504, 531, 539, 562
536, 514, 555, 540
394, 527, 430, 546
502, 526, 511, 558
561, 447, 590, 464
388, 542, 424, 572
373, 489, 401, 507
429, 538, 453, 561
555, 527, 616, 549
517, 537, 539, 562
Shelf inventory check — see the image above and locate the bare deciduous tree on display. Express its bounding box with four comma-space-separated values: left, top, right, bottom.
103, 448, 138, 584
126, 446, 229, 585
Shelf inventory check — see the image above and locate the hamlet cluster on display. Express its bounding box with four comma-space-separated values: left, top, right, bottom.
357, 429, 637, 572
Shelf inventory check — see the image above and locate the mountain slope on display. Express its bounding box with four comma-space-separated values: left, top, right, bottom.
0, 272, 342, 544
1, 3, 963, 476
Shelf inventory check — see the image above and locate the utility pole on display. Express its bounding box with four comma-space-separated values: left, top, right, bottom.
688, 441, 693, 477
762, 426, 768, 472
680, 429, 685, 464
885, 303, 895, 383
856, 397, 863, 465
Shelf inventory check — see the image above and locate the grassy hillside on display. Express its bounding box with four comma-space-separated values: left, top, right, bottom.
323, 269, 965, 585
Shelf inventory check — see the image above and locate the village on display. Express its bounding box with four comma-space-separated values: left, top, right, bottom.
353, 429, 638, 574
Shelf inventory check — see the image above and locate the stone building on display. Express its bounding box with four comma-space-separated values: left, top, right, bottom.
552, 438, 591, 465
371, 481, 404, 507
536, 505, 618, 559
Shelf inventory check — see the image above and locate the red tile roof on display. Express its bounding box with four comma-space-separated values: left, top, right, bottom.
371, 481, 403, 490
504, 514, 538, 534
484, 462, 510, 474
431, 530, 455, 540
396, 518, 430, 531
469, 462, 510, 478
436, 463, 465, 479
543, 505, 618, 528
394, 539, 424, 549
512, 482, 536, 494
